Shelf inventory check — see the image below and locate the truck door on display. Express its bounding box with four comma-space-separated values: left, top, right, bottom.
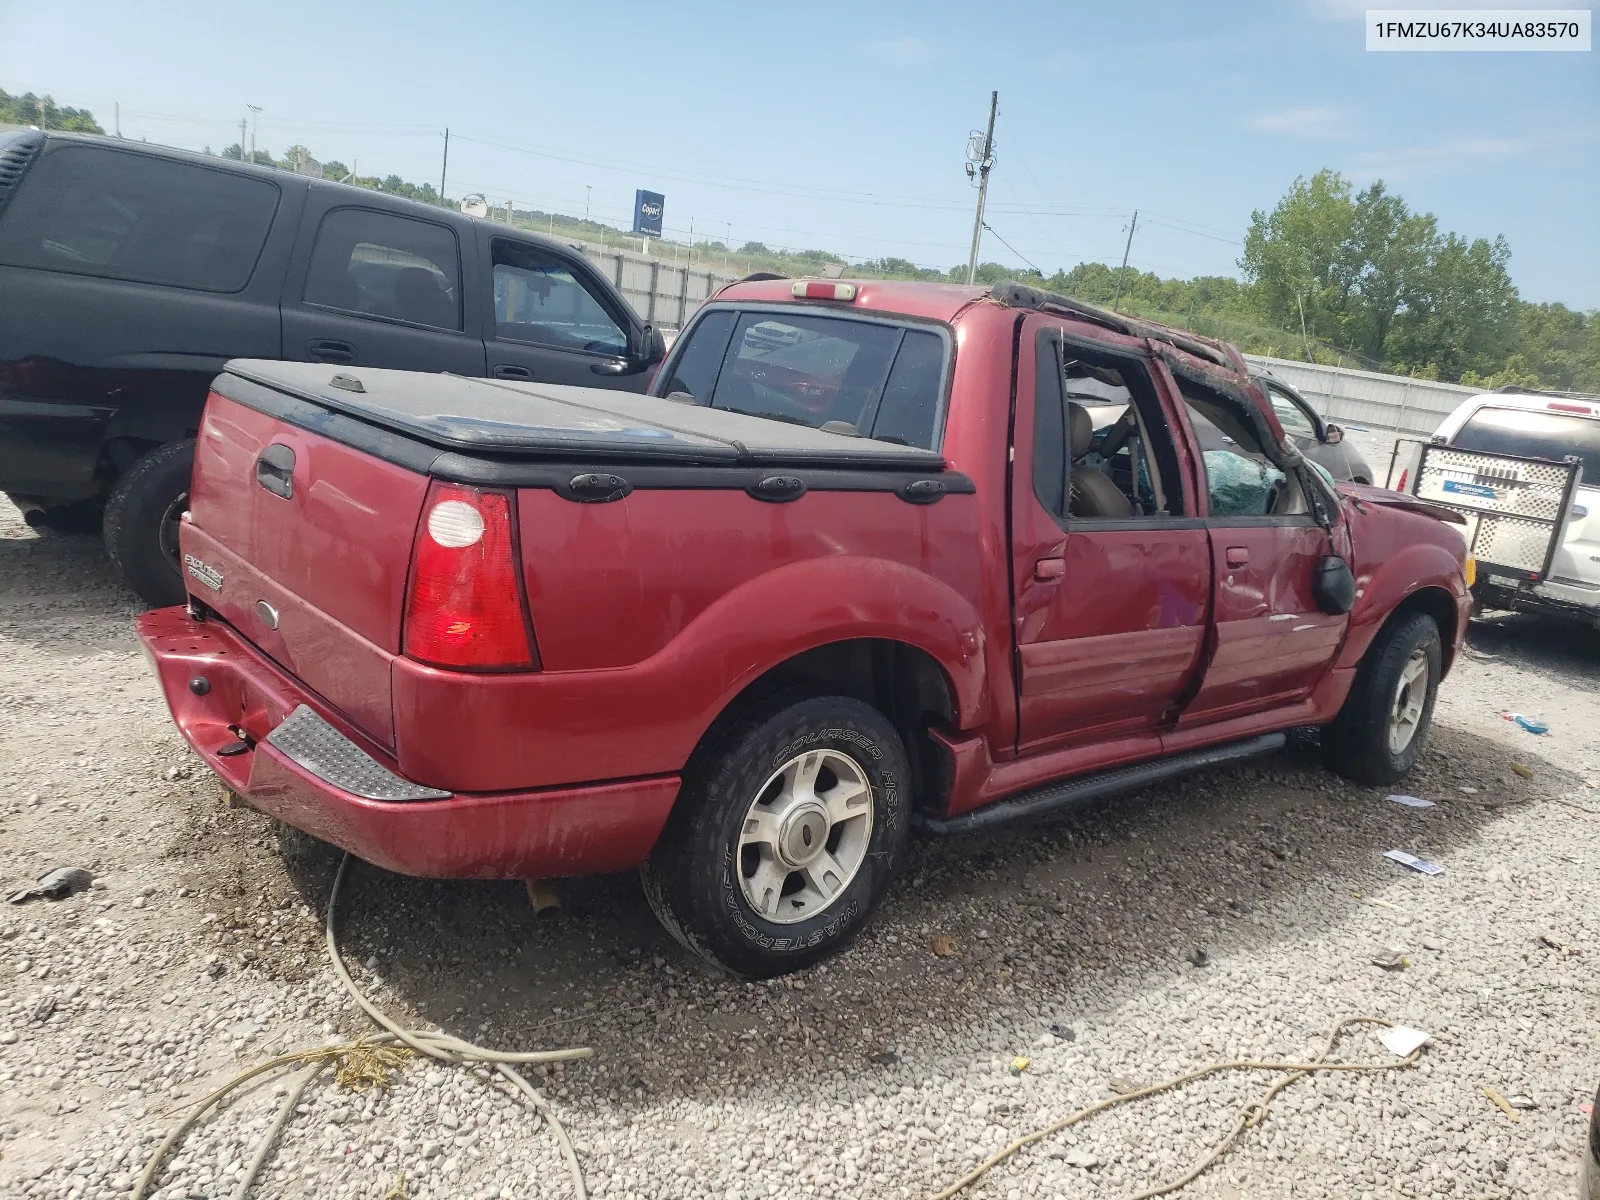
1011, 318, 1212, 755
1159, 363, 1348, 723
478, 232, 647, 390
280, 200, 486, 375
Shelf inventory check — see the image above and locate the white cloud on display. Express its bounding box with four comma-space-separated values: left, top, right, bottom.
868, 35, 939, 65
1351, 134, 1525, 179
1248, 106, 1354, 138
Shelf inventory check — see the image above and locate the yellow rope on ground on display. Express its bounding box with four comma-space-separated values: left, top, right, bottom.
928, 1015, 1424, 1200
134, 852, 593, 1200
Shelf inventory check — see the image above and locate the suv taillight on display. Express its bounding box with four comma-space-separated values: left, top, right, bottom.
404, 483, 538, 670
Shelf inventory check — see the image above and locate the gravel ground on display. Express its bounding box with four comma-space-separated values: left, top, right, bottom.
2, 491, 1598, 1200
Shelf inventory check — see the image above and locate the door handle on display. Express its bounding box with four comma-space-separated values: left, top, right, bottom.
493, 364, 535, 381
1034, 558, 1065, 582
590, 359, 630, 376
1225, 546, 1250, 568
307, 339, 355, 364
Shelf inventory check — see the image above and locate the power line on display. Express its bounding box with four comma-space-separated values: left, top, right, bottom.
980, 222, 1042, 274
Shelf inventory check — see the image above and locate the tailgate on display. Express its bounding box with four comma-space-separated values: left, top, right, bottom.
184, 390, 429, 748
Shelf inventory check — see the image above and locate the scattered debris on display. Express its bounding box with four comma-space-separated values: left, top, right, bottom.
1502, 713, 1549, 735
1107, 1076, 1143, 1095
1049, 1023, 1077, 1042
1379, 1026, 1430, 1057
333, 1041, 412, 1092
1506, 1094, 1539, 1110
1188, 947, 1210, 967
384, 1169, 410, 1200
1483, 1086, 1521, 1123
1384, 850, 1444, 875
1510, 762, 1535, 780
1537, 933, 1579, 956
25, 994, 56, 1023
868, 1049, 900, 1066
931, 934, 958, 958
1007, 1056, 1030, 1077
1371, 948, 1409, 971
523, 880, 560, 917
1366, 898, 1404, 912
8, 866, 93, 904
1386, 794, 1435, 808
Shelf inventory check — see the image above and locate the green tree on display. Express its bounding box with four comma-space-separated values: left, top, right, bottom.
0, 88, 104, 133
1387, 233, 1518, 381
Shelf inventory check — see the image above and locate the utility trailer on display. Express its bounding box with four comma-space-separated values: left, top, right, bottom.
1389, 438, 1585, 595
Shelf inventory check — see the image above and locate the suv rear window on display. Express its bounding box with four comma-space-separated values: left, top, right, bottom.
0, 144, 279, 292
657, 309, 950, 449
1454, 406, 1600, 485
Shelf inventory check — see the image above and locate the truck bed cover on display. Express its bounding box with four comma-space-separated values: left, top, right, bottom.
220, 360, 949, 470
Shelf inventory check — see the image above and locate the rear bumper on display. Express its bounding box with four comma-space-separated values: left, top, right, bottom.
0, 395, 114, 500
1478, 577, 1600, 624
135, 606, 678, 879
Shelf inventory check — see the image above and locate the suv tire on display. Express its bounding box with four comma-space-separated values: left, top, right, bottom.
641, 693, 911, 978
1323, 610, 1442, 785
103, 439, 194, 608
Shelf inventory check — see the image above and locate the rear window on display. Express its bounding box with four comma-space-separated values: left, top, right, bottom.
1454, 406, 1600, 485
657, 309, 950, 449
0, 144, 279, 292
303, 208, 462, 331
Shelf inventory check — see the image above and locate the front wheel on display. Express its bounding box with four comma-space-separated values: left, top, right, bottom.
641, 694, 911, 978
103, 439, 194, 608
1322, 611, 1442, 785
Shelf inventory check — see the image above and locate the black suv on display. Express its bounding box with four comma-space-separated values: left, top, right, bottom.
0, 130, 665, 604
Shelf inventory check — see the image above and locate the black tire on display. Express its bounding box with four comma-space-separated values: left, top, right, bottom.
640, 693, 912, 978
1322, 611, 1442, 785
103, 439, 194, 608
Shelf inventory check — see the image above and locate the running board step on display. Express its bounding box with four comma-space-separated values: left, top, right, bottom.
914, 732, 1287, 836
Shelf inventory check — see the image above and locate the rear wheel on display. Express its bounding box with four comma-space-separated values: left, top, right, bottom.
1323, 611, 1442, 785
103, 439, 194, 608
641, 694, 911, 978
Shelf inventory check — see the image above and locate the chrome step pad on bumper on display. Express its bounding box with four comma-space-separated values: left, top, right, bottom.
265, 705, 451, 802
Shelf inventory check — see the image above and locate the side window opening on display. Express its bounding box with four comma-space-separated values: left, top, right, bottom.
1176, 376, 1309, 519
491, 241, 626, 354
303, 208, 462, 331
1266, 385, 1317, 440
0, 145, 280, 292
1031, 330, 1185, 525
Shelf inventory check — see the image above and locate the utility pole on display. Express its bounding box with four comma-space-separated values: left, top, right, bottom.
1111, 210, 1138, 312
238, 118, 247, 161
964, 90, 998, 286
439, 128, 450, 203
114, 103, 121, 138
35, 98, 45, 129
584, 185, 591, 224
247, 105, 261, 165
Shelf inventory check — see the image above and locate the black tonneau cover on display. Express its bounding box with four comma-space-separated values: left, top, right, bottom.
221, 360, 948, 470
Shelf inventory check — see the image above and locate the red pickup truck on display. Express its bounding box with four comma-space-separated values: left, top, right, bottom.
137, 278, 1471, 977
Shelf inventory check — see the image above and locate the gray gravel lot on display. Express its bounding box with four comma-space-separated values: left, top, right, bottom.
2, 491, 1597, 1200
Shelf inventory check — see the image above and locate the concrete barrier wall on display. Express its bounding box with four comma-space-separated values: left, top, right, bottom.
1243, 354, 1481, 436
568, 239, 739, 332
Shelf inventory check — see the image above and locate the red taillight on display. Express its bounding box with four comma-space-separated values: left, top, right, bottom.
791, 280, 857, 301
1395, 469, 1408, 492
404, 484, 537, 670
1549, 401, 1593, 415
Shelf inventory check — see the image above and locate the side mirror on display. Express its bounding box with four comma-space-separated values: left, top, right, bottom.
645, 324, 667, 365
1324, 424, 1344, 445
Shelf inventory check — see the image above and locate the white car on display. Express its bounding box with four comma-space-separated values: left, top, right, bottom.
1431, 387, 1600, 628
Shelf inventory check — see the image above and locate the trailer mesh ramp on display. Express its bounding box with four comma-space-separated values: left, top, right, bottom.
1410, 445, 1582, 579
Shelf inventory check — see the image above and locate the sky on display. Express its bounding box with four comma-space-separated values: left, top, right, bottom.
3, 0, 1597, 307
